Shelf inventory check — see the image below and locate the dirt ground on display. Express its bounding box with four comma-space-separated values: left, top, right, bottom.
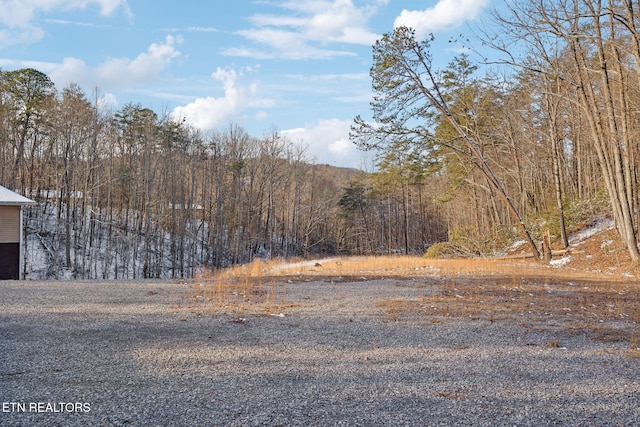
3, 223, 640, 426
193, 246, 640, 354
2, 277, 638, 426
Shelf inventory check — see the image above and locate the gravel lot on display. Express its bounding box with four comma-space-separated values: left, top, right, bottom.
1, 278, 638, 426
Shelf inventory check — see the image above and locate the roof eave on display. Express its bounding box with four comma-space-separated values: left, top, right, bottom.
0, 201, 37, 206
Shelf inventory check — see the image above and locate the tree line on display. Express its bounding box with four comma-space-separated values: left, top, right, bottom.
4, 0, 639, 278
0, 69, 446, 279
353, 0, 640, 261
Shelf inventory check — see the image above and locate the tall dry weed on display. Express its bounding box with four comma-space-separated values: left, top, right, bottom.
194, 258, 288, 315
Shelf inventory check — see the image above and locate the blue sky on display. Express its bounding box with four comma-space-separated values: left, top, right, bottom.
0, 0, 491, 168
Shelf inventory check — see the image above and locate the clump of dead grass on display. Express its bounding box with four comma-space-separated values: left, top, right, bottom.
193, 258, 289, 316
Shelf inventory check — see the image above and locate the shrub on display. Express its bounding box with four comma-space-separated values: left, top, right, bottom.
424, 242, 452, 258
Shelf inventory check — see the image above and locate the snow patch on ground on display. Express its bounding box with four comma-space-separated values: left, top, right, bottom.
507, 240, 526, 252
550, 256, 571, 268
569, 217, 614, 245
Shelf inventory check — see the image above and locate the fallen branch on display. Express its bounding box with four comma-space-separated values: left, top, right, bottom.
503, 248, 584, 260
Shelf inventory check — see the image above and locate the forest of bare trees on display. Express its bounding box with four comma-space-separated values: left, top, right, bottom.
0, 69, 446, 279
3, 0, 640, 279
353, 0, 640, 261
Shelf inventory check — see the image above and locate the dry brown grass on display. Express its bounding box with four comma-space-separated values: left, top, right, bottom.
192, 254, 639, 350
193, 258, 290, 316
261, 254, 636, 281
398, 274, 639, 324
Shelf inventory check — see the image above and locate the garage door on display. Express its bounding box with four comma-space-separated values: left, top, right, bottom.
0, 243, 20, 280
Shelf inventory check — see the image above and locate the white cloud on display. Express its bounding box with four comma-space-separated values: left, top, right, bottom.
394, 0, 489, 40
0, 25, 45, 47
0, 58, 56, 72
171, 66, 274, 130
0, 0, 131, 47
95, 35, 181, 86
48, 35, 181, 89
1, 35, 180, 96
303, 0, 379, 44
328, 138, 352, 156
227, 0, 383, 60
249, 14, 306, 28
282, 118, 368, 167
97, 92, 118, 110
52, 57, 90, 85
228, 28, 356, 60
162, 26, 218, 33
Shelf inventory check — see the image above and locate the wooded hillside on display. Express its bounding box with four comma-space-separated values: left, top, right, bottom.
0, 71, 448, 279
4, 0, 640, 278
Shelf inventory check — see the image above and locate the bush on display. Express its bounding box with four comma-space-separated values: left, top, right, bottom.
425, 224, 516, 259
424, 242, 453, 258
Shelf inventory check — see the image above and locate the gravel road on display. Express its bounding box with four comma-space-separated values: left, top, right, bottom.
1, 278, 638, 426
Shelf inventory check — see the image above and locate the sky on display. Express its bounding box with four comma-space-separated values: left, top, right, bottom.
0, 0, 492, 169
